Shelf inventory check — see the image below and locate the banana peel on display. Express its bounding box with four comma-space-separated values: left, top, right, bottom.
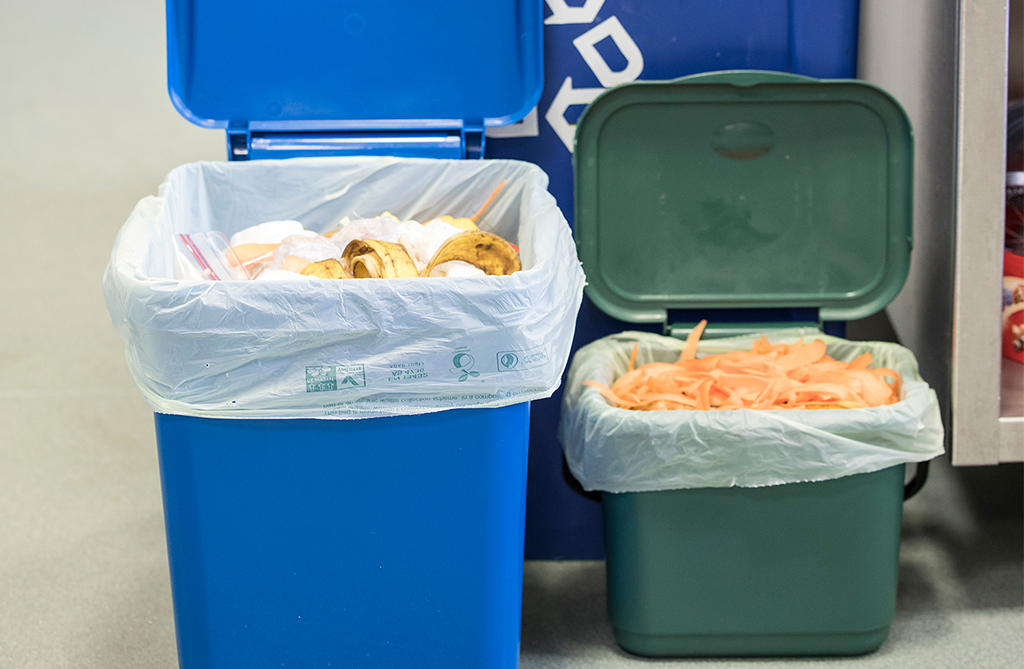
423, 231, 521, 277
300, 258, 353, 279
343, 239, 420, 279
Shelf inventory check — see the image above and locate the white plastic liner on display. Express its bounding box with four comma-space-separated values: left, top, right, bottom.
103, 157, 585, 419
560, 330, 945, 491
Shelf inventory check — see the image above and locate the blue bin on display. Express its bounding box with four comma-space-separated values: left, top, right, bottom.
155, 405, 529, 668
136, 2, 550, 667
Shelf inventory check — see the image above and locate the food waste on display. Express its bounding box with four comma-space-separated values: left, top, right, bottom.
585, 320, 902, 411
180, 181, 521, 281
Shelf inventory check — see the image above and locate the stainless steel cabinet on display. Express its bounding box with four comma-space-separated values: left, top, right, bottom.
860, 0, 1023, 464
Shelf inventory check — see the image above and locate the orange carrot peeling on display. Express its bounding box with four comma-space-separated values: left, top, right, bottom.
470, 180, 508, 222
585, 320, 901, 412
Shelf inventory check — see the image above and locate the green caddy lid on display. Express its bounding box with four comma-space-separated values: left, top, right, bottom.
573, 71, 913, 323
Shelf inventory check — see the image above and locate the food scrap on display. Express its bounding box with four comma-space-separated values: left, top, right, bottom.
584, 320, 902, 411
178, 181, 521, 281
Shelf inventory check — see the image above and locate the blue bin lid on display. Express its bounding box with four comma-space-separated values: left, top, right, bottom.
573, 71, 914, 323
166, 0, 543, 130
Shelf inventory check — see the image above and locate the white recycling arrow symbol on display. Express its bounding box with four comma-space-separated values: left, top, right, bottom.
545, 76, 604, 153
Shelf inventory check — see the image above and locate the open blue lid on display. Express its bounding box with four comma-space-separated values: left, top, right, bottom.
166, 0, 542, 130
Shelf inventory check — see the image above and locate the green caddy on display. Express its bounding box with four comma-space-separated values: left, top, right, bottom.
572, 71, 918, 656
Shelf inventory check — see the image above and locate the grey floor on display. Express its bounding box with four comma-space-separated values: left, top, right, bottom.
1, 2, 1022, 668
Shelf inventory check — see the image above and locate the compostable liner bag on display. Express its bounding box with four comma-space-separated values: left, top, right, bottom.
104, 157, 585, 419
559, 330, 944, 491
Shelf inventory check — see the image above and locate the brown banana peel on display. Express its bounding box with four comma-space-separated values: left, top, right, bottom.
343, 239, 421, 279
300, 258, 353, 279
423, 231, 521, 277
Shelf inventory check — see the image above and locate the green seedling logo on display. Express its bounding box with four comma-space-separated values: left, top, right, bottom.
451, 353, 480, 382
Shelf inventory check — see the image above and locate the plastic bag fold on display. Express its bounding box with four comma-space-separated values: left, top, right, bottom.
103, 157, 585, 419
560, 330, 945, 491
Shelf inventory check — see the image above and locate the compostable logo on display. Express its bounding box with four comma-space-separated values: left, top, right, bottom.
306, 365, 366, 392
450, 352, 480, 382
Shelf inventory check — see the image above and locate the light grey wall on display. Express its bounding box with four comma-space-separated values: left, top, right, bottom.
0, 1, 222, 192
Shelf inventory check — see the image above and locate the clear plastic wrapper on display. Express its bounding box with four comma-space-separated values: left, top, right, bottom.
267, 234, 344, 271
173, 231, 249, 281
398, 219, 467, 272
229, 220, 310, 247
328, 216, 422, 255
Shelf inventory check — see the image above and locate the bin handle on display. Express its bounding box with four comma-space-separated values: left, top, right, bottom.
561, 453, 601, 503
563, 453, 929, 502
904, 461, 929, 500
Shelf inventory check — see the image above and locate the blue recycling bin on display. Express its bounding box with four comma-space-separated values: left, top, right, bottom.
156, 406, 530, 669
149, 2, 546, 667
484, 0, 862, 559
